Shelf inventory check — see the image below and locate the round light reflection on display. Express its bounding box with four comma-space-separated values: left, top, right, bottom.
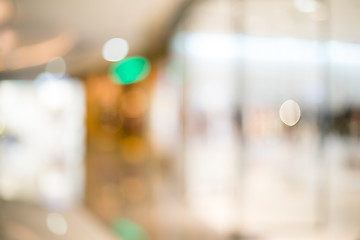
102, 38, 129, 62
45, 57, 66, 76
279, 99, 301, 126
46, 213, 68, 236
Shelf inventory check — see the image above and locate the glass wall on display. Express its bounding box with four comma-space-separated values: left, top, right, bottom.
150, 0, 360, 238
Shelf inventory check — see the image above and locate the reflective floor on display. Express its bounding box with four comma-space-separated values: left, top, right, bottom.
0, 200, 118, 240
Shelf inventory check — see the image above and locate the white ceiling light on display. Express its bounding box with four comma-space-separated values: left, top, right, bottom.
279, 99, 301, 126
102, 38, 129, 62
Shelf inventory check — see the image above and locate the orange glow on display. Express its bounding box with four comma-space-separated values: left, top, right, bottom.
120, 88, 148, 119
120, 136, 146, 163
119, 177, 147, 203
0, 29, 17, 53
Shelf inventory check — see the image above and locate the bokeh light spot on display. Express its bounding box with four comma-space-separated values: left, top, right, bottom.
111, 218, 148, 240
46, 213, 68, 236
110, 57, 151, 85
102, 38, 129, 62
45, 57, 66, 76
279, 99, 301, 126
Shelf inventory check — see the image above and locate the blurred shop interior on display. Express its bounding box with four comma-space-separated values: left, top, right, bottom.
1, 0, 360, 239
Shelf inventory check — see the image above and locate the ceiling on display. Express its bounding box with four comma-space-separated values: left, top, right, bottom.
1, 0, 360, 79
0, 0, 187, 79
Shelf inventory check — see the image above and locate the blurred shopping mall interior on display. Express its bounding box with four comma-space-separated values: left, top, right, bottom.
1, 0, 360, 239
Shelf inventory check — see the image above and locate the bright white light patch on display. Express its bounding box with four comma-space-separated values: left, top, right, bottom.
46, 213, 68, 235
102, 38, 129, 62
279, 99, 301, 126
46, 57, 66, 76
39, 171, 69, 201
36, 77, 73, 111
293, 0, 317, 13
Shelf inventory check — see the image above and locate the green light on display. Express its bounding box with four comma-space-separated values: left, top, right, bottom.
110, 56, 151, 85
111, 218, 148, 240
